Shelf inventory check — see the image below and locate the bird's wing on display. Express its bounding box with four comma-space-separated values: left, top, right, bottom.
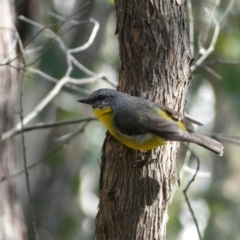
145, 115, 184, 139
113, 105, 184, 139
156, 102, 203, 126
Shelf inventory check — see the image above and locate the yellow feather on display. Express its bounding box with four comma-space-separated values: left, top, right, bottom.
93, 107, 168, 150
157, 108, 186, 131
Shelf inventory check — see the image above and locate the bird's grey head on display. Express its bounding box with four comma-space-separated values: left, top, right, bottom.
78, 88, 119, 109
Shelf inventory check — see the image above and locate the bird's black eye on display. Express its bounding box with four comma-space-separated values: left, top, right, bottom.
97, 94, 106, 101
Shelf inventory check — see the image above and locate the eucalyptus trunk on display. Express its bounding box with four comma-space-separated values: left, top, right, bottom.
95, 0, 192, 239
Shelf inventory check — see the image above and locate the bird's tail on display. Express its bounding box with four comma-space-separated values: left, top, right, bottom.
180, 129, 224, 156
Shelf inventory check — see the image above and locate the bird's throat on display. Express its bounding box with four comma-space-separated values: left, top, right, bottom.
93, 107, 113, 129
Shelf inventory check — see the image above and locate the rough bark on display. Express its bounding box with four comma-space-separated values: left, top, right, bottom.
0, 0, 26, 239
95, 0, 192, 239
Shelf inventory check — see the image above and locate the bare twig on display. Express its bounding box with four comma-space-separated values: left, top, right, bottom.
70, 55, 98, 76
1, 76, 69, 140
1, 9, 105, 240
0, 121, 90, 184
17, 15, 73, 67
0, 23, 60, 67
180, 149, 211, 179
202, 66, 222, 80
183, 154, 202, 240
53, 122, 92, 142
192, 0, 235, 72
180, 150, 192, 180
17, 28, 39, 239
0, 15, 102, 143
6, 116, 96, 139
219, 0, 235, 25
67, 73, 118, 87
183, 166, 211, 178
200, 0, 219, 48
68, 73, 106, 85
27, 68, 91, 94
47, 1, 90, 26
200, 58, 240, 66
48, 12, 89, 37
24, 46, 44, 55
191, 8, 220, 72
68, 18, 100, 53
28, 67, 59, 83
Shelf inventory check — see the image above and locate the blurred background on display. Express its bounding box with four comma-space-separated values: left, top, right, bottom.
7, 0, 240, 239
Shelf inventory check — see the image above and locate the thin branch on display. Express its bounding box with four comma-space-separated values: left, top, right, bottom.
1, 76, 69, 140
47, 5, 89, 28
28, 67, 59, 83
180, 150, 192, 180
25, 46, 44, 55
68, 18, 100, 53
200, 0, 219, 48
70, 54, 97, 76
0, 15, 104, 143
7, 116, 96, 139
47, 1, 91, 26
200, 58, 240, 66
183, 154, 202, 240
70, 54, 116, 85
48, 12, 89, 37
1, 23, 59, 67
180, 149, 211, 180
27, 68, 91, 94
191, 8, 220, 72
202, 66, 222, 80
19, 15, 105, 78
192, 1, 235, 72
48, 12, 83, 25
219, 0, 235, 25
17, 29, 39, 239
18, 15, 76, 68
68, 73, 106, 85
17, 14, 75, 68
68, 73, 118, 87
0, 121, 90, 184
183, 166, 211, 178
53, 125, 89, 142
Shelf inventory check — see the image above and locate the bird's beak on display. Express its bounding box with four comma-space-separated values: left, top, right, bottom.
77, 98, 92, 105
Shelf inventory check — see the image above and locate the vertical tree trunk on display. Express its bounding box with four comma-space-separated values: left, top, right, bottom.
0, 0, 26, 239
95, 0, 192, 239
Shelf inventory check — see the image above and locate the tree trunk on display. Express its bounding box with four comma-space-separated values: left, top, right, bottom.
0, 0, 26, 239
95, 0, 192, 239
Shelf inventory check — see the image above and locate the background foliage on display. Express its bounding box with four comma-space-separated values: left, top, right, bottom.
2, 0, 240, 239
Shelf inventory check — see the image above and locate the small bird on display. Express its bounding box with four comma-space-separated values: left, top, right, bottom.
78, 89, 223, 155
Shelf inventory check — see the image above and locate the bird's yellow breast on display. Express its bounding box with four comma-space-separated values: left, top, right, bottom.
93, 107, 166, 150
93, 107, 113, 131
